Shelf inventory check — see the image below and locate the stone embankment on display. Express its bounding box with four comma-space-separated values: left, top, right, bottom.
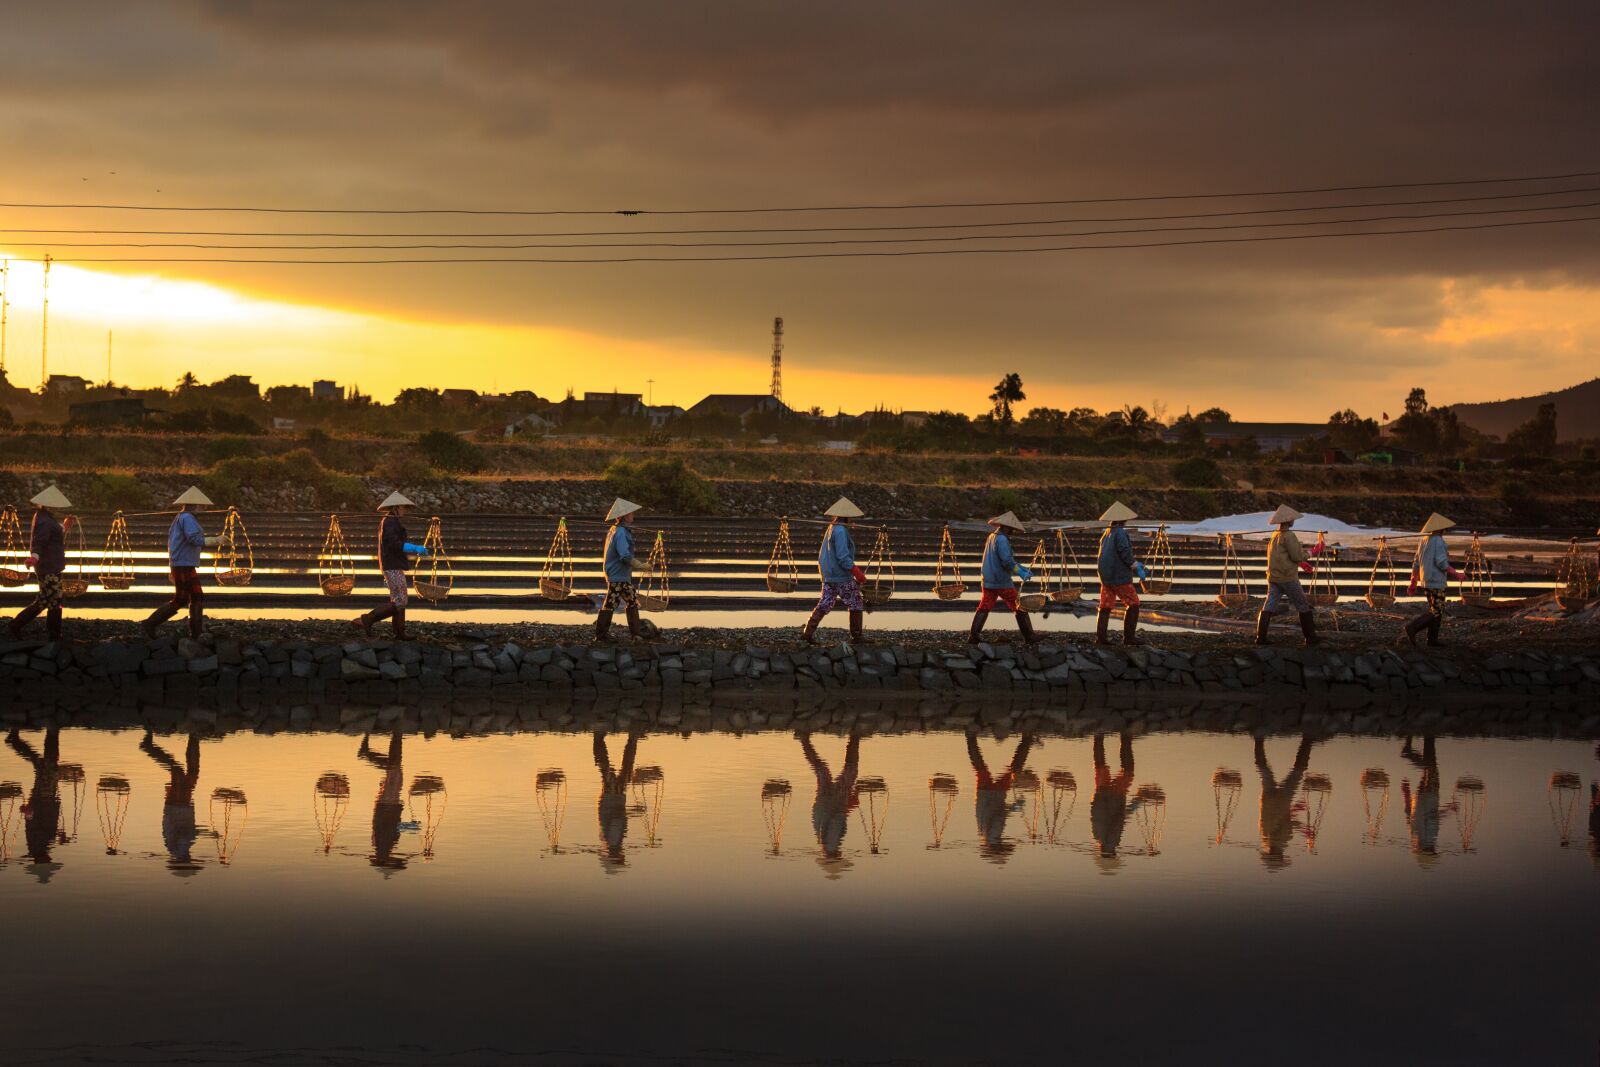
3, 634, 1597, 736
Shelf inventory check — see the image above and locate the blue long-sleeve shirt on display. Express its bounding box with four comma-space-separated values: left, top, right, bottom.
1416, 533, 1452, 590
167, 511, 206, 568
817, 522, 857, 584
29, 511, 65, 576
980, 531, 1020, 589
1097, 526, 1136, 586
378, 515, 409, 571
603, 523, 635, 584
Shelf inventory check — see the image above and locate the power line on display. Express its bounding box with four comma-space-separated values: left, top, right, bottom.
6, 197, 1599, 251
4, 184, 1598, 242
14, 212, 1597, 265
1, 168, 1596, 216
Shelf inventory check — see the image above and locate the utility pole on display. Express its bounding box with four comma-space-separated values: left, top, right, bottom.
40, 254, 51, 390
646, 378, 655, 406
106, 330, 113, 386
769, 316, 784, 403
0, 259, 8, 375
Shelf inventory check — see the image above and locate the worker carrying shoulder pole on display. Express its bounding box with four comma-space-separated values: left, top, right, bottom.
1094, 501, 1142, 646
6, 484, 74, 641
354, 491, 428, 640
968, 510, 1038, 646
802, 497, 869, 645
1401, 513, 1462, 648
1256, 505, 1322, 647
596, 498, 644, 642
143, 486, 218, 639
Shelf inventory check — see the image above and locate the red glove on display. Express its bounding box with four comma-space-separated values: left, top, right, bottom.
1308, 542, 1324, 557
26, 554, 38, 568
1407, 576, 1420, 596
850, 566, 866, 584
1298, 561, 1315, 575
1446, 567, 1463, 580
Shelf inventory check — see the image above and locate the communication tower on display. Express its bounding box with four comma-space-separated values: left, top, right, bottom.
769, 316, 784, 402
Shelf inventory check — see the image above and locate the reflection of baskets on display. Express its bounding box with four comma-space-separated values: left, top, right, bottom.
1365, 593, 1396, 609
933, 581, 966, 601
1017, 592, 1048, 613
1052, 586, 1084, 603
635, 593, 668, 613
766, 575, 798, 594
100, 575, 134, 591
540, 578, 571, 601
1141, 579, 1172, 596
861, 580, 893, 605
412, 579, 450, 603
320, 575, 356, 597
60, 577, 90, 598
216, 567, 253, 587
0, 567, 27, 588
1215, 592, 1251, 610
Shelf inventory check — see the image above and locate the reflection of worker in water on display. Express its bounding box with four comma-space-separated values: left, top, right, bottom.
594, 728, 641, 871
1090, 733, 1136, 864
967, 731, 1035, 863
799, 731, 860, 874
7, 727, 65, 881
1400, 735, 1455, 866
358, 731, 405, 871
1256, 734, 1315, 868
140, 730, 202, 874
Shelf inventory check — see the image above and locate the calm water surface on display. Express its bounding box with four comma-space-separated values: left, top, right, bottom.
2, 720, 1595, 1065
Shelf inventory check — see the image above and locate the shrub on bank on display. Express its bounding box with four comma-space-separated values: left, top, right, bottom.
1171, 455, 1225, 488
418, 430, 488, 473
604, 457, 719, 514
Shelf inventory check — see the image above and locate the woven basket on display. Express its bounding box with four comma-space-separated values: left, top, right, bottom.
635, 593, 668, 613
1459, 594, 1495, 609
1052, 586, 1084, 603
1017, 592, 1048, 613
1309, 593, 1339, 607
861, 581, 893, 605
540, 579, 571, 601
319, 574, 356, 597
413, 580, 450, 603
1141, 579, 1172, 596
932, 582, 966, 601
0, 568, 26, 588
216, 567, 253, 588
1215, 593, 1252, 610
100, 575, 135, 591
1555, 594, 1588, 612
1364, 593, 1396, 610
59, 577, 90, 599
765, 576, 798, 594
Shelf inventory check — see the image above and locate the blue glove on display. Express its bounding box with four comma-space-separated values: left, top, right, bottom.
1134, 561, 1147, 580
1016, 565, 1033, 581
403, 541, 430, 556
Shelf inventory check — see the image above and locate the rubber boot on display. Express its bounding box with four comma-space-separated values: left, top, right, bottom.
391, 608, 407, 641
189, 604, 204, 640
1123, 605, 1143, 646
1425, 611, 1442, 647
46, 606, 62, 642
353, 604, 393, 638
8, 602, 43, 638
594, 610, 614, 643
1398, 613, 1428, 647
142, 604, 178, 638
1299, 611, 1320, 647
968, 609, 990, 645
801, 606, 827, 644
1015, 610, 1038, 646
1254, 611, 1271, 646
625, 603, 643, 639
1094, 609, 1113, 646
849, 610, 868, 644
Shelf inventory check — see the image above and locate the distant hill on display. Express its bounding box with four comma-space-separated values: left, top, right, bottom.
1446, 377, 1600, 441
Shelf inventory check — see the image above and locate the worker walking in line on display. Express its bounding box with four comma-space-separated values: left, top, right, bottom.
596, 498, 644, 642
1256, 504, 1322, 647
969, 510, 1038, 646
353, 491, 428, 640
1401, 512, 1462, 647
142, 486, 218, 639
6, 485, 75, 641
802, 496, 870, 645
1095, 501, 1143, 646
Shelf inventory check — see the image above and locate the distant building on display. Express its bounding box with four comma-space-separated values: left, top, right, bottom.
686, 394, 792, 425
1159, 420, 1327, 453
68, 397, 157, 425
267, 384, 312, 404
272, 417, 297, 432
311, 380, 344, 402
441, 388, 480, 406
821, 440, 857, 453
503, 412, 557, 437
900, 410, 932, 428
644, 404, 684, 428
45, 374, 91, 396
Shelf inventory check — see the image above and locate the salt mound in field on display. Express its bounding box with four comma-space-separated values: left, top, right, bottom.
1165, 512, 1412, 540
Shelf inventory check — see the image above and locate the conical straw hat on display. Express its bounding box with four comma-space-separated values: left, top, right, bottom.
29, 484, 72, 509
987, 510, 1026, 532
824, 496, 863, 519
1267, 505, 1304, 525
606, 498, 642, 521
1420, 512, 1455, 534
377, 491, 415, 511
1098, 501, 1137, 524
171, 486, 214, 507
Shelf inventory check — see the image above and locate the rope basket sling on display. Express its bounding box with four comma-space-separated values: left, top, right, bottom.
766, 520, 799, 593
316, 514, 356, 597
96, 774, 131, 856
1554, 538, 1594, 611
411, 516, 453, 603
1458, 532, 1494, 608
1360, 768, 1390, 845
927, 773, 958, 849
1214, 532, 1251, 609
931, 524, 966, 600
539, 518, 574, 601
855, 776, 889, 855
314, 772, 351, 854
209, 787, 248, 866
1140, 524, 1175, 595
1454, 776, 1486, 852
57, 514, 90, 598
762, 778, 793, 855
1548, 771, 1581, 847
0, 506, 26, 587
1133, 784, 1167, 856
1051, 529, 1084, 602
860, 526, 895, 605
1299, 773, 1333, 853
214, 507, 254, 587
1308, 532, 1340, 607
1364, 535, 1398, 609
1211, 768, 1243, 846
1016, 540, 1049, 613
535, 769, 568, 853
99, 511, 135, 590
635, 531, 670, 612
408, 775, 447, 861
1044, 770, 1076, 845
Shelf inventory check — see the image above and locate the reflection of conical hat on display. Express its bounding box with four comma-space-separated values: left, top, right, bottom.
171, 486, 214, 507
987, 510, 1026, 532
1098, 501, 1137, 524
606, 498, 642, 521
1267, 504, 1304, 525
1420, 512, 1455, 534
29, 484, 72, 509
377, 491, 415, 511
824, 496, 863, 518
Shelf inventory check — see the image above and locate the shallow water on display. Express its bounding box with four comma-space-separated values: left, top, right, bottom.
2, 720, 1595, 1065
